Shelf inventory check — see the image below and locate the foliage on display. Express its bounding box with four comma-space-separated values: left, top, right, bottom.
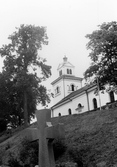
84, 21, 117, 90
0, 118, 7, 132
0, 24, 51, 126
3, 107, 117, 166
53, 138, 67, 161
7, 138, 67, 167
56, 162, 77, 167
8, 139, 38, 167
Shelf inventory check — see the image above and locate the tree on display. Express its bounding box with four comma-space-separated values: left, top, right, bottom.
0, 24, 51, 126
84, 21, 117, 91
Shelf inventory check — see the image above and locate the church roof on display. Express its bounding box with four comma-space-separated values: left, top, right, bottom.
57, 56, 74, 70
51, 75, 83, 85
51, 83, 96, 109
57, 61, 74, 70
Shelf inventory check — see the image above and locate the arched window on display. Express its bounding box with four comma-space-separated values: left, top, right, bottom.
67, 69, 69, 74
78, 103, 82, 108
68, 108, 72, 115
67, 69, 72, 75
109, 91, 115, 103
93, 98, 97, 110
70, 69, 72, 74
56, 86, 60, 94
71, 84, 75, 91
58, 113, 61, 117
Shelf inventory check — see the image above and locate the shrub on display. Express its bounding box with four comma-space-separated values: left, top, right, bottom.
0, 118, 7, 133
7, 139, 38, 167
53, 138, 67, 161
67, 146, 83, 167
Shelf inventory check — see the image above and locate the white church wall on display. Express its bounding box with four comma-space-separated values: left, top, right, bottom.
53, 79, 64, 105
100, 91, 110, 106
51, 87, 117, 118
64, 79, 82, 96
64, 66, 75, 75
52, 92, 89, 117
88, 90, 98, 110
52, 101, 73, 117
72, 93, 89, 114
59, 66, 65, 75
114, 92, 117, 101
88, 89, 111, 110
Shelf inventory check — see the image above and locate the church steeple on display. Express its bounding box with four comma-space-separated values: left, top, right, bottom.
57, 56, 75, 77
63, 55, 68, 62
51, 56, 83, 105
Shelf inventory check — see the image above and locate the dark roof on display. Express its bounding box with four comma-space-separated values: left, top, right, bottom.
51, 83, 96, 109
51, 75, 83, 85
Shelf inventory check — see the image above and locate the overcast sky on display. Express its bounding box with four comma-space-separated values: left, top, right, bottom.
0, 0, 117, 106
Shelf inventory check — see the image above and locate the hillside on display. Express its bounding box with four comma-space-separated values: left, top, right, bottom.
1, 108, 117, 166
52, 108, 117, 166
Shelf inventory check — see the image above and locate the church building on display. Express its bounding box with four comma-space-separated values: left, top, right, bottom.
51, 56, 117, 117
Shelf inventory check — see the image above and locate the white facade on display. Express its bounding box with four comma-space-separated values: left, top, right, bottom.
51, 57, 117, 118
51, 86, 117, 117
57, 56, 75, 76
51, 56, 83, 105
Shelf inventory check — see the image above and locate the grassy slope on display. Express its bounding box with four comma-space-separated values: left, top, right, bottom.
52, 108, 117, 166
1, 108, 117, 166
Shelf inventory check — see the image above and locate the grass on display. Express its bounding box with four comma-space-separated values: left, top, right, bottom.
52, 108, 117, 166
1, 108, 117, 166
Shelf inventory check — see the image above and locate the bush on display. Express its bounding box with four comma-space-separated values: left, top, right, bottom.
8, 139, 38, 167
0, 118, 7, 133
67, 146, 83, 167
53, 138, 67, 161
7, 138, 67, 166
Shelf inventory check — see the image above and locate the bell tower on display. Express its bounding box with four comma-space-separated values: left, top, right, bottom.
57, 56, 75, 77
51, 56, 83, 105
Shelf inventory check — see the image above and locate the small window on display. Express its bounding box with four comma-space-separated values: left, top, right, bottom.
67, 69, 69, 74
55, 86, 60, 95
71, 84, 75, 91
56, 86, 60, 94
93, 98, 97, 109
70, 69, 72, 74
78, 103, 82, 108
68, 108, 72, 115
109, 91, 115, 103
59, 70, 62, 76
58, 113, 61, 116
67, 69, 72, 75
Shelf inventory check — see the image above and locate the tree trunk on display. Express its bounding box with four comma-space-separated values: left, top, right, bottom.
24, 90, 28, 126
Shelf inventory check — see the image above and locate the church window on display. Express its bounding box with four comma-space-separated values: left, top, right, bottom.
93, 98, 97, 110
78, 103, 82, 108
71, 84, 75, 91
55, 86, 60, 95
59, 70, 62, 76
67, 69, 69, 74
109, 91, 115, 103
67, 69, 72, 75
56, 86, 60, 94
70, 69, 72, 74
68, 108, 72, 115
58, 113, 61, 116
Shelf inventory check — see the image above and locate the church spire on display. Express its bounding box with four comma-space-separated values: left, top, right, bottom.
63, 55, 68, 63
